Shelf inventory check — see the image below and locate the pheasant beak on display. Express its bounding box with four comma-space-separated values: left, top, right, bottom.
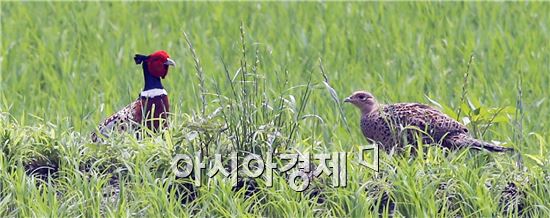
164, 58, 176, 66
344, 96, 353, 103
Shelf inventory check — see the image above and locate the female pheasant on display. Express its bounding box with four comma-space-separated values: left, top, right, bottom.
91, 50, 176, 143
344, 91, 513, 153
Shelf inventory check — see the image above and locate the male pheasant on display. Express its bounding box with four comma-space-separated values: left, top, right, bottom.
344, 91, 513, 153
91, 50, 176, 143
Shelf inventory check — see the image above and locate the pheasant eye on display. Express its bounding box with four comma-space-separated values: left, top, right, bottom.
359, 95, 367, 100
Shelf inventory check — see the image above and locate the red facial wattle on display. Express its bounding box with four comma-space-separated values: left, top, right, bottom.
146, 50, 175, 79
147, 58, 168, 78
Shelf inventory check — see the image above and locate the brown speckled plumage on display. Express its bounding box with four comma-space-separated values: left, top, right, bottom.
91, 95, 169, 143
345, 91, 512, 153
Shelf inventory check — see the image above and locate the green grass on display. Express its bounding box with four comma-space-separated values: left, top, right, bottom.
1, 2, 549, 217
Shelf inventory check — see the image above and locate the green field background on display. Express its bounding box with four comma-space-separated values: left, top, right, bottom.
1, 2, 549, 217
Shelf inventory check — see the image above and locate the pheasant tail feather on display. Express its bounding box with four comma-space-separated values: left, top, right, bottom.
446, 134, 513, 152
